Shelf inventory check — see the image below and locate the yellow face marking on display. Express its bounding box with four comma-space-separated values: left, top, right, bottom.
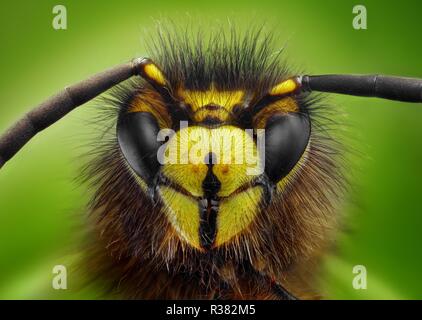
161, 125, 261, 196
160, 186, 201, 249
159, 125, 263, 249
269, 78, 298, 96
209, 127, 261, 197
143, 63, 166, 86
216, 186, 263, 246
178, 85, 244, 122
161, 127, 210, 197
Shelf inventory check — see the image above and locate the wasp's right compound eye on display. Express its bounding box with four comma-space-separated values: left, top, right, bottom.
117, 112, 162, 186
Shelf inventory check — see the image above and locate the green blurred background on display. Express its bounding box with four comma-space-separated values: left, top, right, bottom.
0, 0, 422, 299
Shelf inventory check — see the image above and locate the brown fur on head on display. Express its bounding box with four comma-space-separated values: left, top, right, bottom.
82, 27, 345, 299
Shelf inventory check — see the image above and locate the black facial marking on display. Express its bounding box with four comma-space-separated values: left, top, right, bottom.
199, 153, 221, 249
203, 104, 220, 111
201, 117, 224, 126
199, 198, 219, 250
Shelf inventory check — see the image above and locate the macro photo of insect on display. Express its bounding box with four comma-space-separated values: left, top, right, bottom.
0, 1, 422, 304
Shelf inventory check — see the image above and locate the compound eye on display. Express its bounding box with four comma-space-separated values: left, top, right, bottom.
264, 113, 311, 183
117, 112, 161, 186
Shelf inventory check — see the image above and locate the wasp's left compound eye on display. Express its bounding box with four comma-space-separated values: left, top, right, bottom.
117, 112, 161, 186
264, 113, 311, 183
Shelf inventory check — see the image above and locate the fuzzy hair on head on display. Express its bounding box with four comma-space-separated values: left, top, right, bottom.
81, 24, 346, 299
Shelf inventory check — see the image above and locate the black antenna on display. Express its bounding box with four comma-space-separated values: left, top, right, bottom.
0, 58, 147, 169
300, 74, 422, 102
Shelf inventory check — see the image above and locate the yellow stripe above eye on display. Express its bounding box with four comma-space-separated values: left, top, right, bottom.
143, 63, 166, 86
178, 86, 244, 112
269, 78, 298, 96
